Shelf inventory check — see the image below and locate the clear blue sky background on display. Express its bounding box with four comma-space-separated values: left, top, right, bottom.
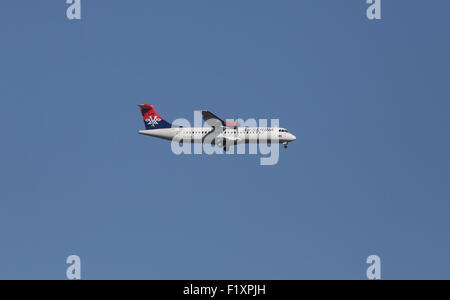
0, 1, 449, 279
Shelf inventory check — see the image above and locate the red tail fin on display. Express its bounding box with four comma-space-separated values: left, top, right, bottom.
138, 104, 172, 129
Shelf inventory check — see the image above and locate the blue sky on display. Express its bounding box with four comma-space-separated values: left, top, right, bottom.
0, 1, 449, 279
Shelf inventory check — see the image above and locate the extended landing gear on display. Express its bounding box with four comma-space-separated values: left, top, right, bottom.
283, 142, 288, 149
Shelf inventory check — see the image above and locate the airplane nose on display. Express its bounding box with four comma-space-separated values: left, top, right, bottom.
290, 134, 296, 141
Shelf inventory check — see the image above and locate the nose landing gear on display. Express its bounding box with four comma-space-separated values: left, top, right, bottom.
283, 142, 288, 149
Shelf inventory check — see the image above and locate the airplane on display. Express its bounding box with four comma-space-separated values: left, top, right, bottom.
137, 104, 296, 151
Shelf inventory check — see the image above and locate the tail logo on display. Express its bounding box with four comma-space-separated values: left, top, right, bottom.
145, 116, 162, 127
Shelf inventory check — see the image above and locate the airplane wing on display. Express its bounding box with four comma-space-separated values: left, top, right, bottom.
201, 110, 237, 128
201, 110, 224, 127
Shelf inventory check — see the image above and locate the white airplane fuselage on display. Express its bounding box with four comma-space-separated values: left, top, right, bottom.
138, 127, 296, 145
